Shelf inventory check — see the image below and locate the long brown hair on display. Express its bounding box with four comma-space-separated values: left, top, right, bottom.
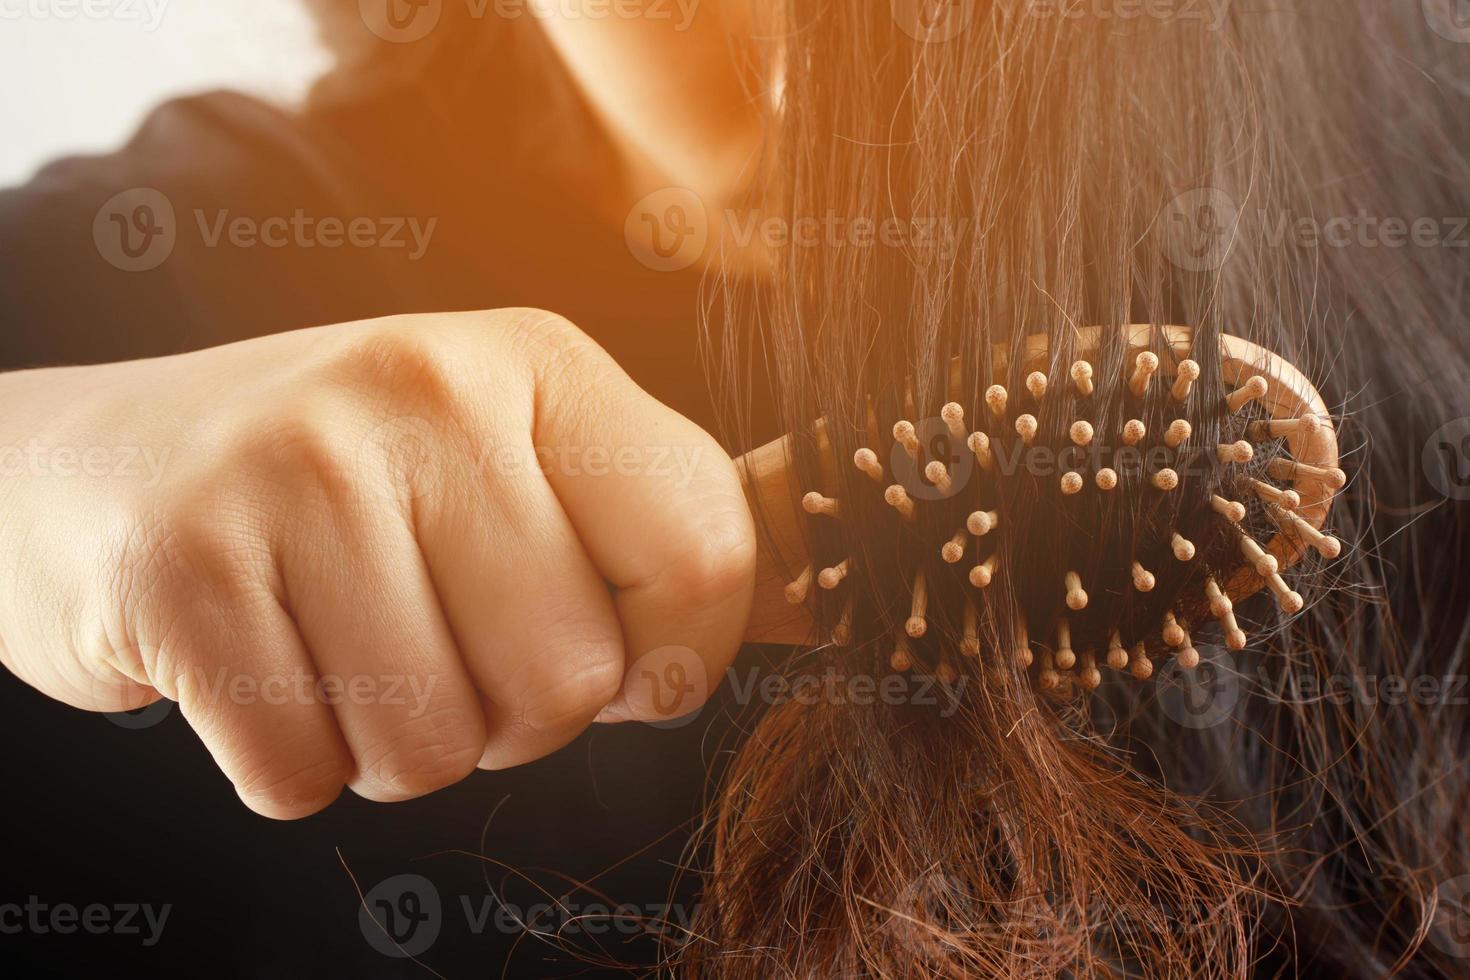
691, 1, 1470, 976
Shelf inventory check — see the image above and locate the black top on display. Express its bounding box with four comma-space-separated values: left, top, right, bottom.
0, 22, 754, 978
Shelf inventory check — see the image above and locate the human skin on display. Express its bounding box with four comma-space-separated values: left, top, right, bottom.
532, 0, 764, 219
0, 308, 756, 818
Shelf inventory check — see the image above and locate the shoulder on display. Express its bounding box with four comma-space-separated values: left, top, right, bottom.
0, 88, 417, 368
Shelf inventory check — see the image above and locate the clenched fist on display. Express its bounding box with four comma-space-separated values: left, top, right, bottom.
0, 309, 755, 818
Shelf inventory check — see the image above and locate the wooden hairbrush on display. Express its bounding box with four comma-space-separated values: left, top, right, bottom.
736, 324, 1344, 688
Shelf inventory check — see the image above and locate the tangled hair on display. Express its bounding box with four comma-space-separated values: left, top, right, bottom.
688, 1, 1470, 976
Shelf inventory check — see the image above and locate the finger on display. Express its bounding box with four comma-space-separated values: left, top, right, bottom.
280, 496, 487, 803
414, 430, 625, 770
134, 538, 352, 820
517, 318, 756, 721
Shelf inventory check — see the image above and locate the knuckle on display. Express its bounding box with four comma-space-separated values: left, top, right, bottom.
354, 702, 484, 798
665, 502, 758, 609
320, 326, 463, 424
511, 647, 626, 734
311, 332, 483, 505
237, 398, 453, 520
500, 308, 586, 362
504, 310, 616, 413
235, 411, 358, 505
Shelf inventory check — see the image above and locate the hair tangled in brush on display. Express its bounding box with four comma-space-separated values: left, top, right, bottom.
687, 1, 1470, 976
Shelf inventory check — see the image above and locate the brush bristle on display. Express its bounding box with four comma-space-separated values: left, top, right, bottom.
778, 328, 1341, 691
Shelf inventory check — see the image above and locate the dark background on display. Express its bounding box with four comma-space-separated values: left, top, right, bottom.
0, 675, 747, 978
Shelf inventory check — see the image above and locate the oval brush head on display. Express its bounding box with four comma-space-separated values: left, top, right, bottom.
738, 325, 1344, 689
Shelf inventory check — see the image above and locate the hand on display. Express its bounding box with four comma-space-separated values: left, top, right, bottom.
0, 308, 755, 817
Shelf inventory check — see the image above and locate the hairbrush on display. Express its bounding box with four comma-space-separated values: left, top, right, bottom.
736, 324, 1344, 688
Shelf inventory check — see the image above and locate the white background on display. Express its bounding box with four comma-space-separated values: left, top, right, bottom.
0, 0, 333, 186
